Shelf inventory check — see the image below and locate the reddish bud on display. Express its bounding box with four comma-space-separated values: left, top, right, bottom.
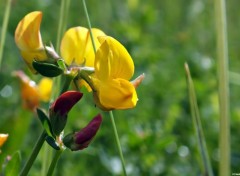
49, 91, 83, 136
63, 114, 102, 151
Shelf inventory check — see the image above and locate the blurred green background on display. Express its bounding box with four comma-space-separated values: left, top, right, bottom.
0, 0, 240, 175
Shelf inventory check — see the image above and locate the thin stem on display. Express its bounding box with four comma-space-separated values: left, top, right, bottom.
20, 130, 47, 176
0, 0, 12, 70
110, 111, 127, 176
41, 143, 51, 176
185, 63, 213, 176
82, 0, 97, 53
52, 0, 70, 100
56, 0, 65, 53
47, 150, 63, 176
214, 0, 230, 175
82, 1, 127, 174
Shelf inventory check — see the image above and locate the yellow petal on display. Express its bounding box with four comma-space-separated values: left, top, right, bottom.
0, 134, 8, 148
93, 78, 138, 110
13, 71, 40, 111
15, 11, 47, 73
21, 50, 48, 73
60, 27, 105, 66
38, 78, 53, 102
95, 36, 134, 81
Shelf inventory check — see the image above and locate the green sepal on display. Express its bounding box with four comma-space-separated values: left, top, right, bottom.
49, 113, 68, 137
36, 108, 54, 137
5, 151, 21, 176
32, 60, 63, 77
45, 136, 60, 150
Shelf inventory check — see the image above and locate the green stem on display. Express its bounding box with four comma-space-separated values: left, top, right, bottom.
52, 0, 71, 100
0, 0, 12, 70
82, 0, 97, 53
82, 1, 127, 174
20, 130, 47, 176
214, 0, 230, 175
110, 111, 127, 176
47, 150, 63, 176
185, 63, 213, 176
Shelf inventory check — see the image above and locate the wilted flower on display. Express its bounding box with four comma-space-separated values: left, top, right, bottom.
13, 71, 53, 111
63, 114, 102, 151
91, 36, 140, 110
15, 11, 48, 73
49, 91, 83, 136
0, 134, 8, 148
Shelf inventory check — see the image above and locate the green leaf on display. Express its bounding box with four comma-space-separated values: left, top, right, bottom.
45, 136, 60, 150
5, 151, 21, 176
32, 60, 63, 77
37, 108, 54, 137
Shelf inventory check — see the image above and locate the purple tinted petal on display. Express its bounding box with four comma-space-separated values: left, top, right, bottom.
51, 91, 83, 116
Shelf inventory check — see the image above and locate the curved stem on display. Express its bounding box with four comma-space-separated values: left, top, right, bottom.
20, 130, 47, 176
110, 111, 127, 176
47, 150, 63, 176
0, 0, 12, 70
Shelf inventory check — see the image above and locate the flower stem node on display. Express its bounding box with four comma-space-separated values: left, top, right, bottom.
49, 91, 83, 136
63, 114, 102, 151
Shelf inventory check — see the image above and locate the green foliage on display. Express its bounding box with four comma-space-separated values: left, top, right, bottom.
0, 0, 240, 175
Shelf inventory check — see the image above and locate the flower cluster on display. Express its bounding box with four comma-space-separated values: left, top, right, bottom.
14, 11, 143, 151
15, 11, 143, 111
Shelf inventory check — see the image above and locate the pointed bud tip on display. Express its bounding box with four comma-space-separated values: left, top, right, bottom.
51, 91, 83, 116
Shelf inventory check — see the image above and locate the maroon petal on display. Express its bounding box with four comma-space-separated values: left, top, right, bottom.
51, 91, 83, 116
75, 114, 102, 148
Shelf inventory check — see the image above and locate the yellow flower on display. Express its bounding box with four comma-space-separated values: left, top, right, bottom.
15, 11, 47, 73
0, 134, 8, 148
92, 36, 138, 110
60, 27, 105, 91
60, 27, 105, 66
38, 78, 53, 102
13, 71, 53, 111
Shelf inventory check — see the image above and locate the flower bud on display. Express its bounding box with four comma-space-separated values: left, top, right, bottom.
63, 114, 102, 151
49, 91, 83, 136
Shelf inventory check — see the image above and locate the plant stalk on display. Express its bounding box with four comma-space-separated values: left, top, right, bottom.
47, 150, 63, 176
214, 0, 230, 175
0, 0, 12, 70
20, 130, 47, 176
110, 111, 127, 176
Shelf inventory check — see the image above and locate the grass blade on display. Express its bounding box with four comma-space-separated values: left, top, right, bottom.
185, 63, 213, 176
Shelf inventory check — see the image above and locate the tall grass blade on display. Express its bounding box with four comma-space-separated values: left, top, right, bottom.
185, 63, 214, 176
214, 0, 230, 175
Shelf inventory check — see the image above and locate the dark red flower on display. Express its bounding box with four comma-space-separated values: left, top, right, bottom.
49, 91, 83, 136
63, 114, 102, 151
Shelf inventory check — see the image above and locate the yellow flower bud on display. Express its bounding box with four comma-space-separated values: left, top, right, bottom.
15, 11, 47, 73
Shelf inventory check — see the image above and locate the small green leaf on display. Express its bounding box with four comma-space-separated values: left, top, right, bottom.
45, 136, 60, 150
37, 108, 54, 137
5, 151, 21, 176
32, 60, 63, 77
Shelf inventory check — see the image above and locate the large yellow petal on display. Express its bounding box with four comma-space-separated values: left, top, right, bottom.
93, 78, 138, 110
95, 36, 134, 81
15, 11, 44, 51
15, 11, 47, 73
61, 27, 105, 66
61, 27, 89, 66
